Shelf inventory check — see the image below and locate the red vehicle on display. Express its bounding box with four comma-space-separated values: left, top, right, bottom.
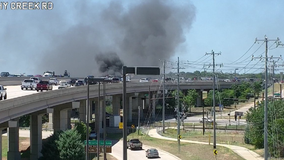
152, 79, 158, 82
36, 81, 52, 92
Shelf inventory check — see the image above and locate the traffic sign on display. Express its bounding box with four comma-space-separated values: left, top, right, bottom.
85, 146, 112, 153
119, 122, 123, 129
120, 109, 123, 116
131, 124, 135, 129
84, 140, 112, 146
213, 149, 217, 155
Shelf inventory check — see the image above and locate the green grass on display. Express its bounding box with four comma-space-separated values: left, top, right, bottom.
2, 136, 8, 158
107, 130, 245, 160
153, 121, 246, 131
129, 130, 245, 160
161, 128, 253, 149
2, 136, 29, 159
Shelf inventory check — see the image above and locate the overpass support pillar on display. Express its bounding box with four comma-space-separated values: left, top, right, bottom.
60, 108, 72, 131
151, 94, 156, 119
53, 103, 72, 132
129, 97, 134, 123
137, 97, 144, 119
111, 95, 121, 127
47, 113, 53, 130
132, 95, 138, 123
126, 95, 130, 123
95, 100, 103, 135
30, 114, 43, 160
79, 100, 86, 123
7, 120, 20, 160
196, 90, 203, 107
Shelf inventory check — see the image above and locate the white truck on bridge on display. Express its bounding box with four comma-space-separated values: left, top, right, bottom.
0, 85, 7, 100
21, 79, 37, 90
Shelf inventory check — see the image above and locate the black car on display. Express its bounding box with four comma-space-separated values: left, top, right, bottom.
70, 78, 77, 86
84, 76, 98, 85
111, 77, 120, 83
75, 80, 84, 86
89, 131, 97, 140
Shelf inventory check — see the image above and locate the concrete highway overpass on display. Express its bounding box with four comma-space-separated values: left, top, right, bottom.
0, 79, 235, 160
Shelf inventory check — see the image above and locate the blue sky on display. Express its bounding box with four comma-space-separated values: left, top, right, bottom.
0, 0, 284, 76
176, 0, 284, 75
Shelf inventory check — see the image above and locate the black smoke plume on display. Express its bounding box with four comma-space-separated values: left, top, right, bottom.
95, 52, 124, 75
0, 0, 196, 76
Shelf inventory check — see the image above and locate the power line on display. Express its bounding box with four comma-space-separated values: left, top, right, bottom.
231, 42, 256, 64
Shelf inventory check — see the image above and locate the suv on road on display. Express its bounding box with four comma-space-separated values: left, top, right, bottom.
0, 85, 7, 100
75, 80, 85, 86
36, 81, 52, 92
21, 79, 37, 90
127, 139, 143, 150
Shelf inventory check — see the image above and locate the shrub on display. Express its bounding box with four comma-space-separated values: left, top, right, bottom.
55, 129, 85, 160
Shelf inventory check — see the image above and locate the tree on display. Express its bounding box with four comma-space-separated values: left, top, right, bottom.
253, 82, 262, 97
245, 100, 284, 157
165, 90, 184, 113
183, 90, 198, 112
39, 131, 63, 160
74, 121, 91, 141
56, 129, 85, 160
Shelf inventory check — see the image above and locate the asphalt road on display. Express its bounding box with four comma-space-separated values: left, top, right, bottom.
111, 140, 180, 160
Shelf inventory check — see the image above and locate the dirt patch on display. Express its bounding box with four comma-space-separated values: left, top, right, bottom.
19, 137, 30, 152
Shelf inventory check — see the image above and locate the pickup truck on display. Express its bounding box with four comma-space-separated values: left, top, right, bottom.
127, 139, 143, 150
0, 85, 7, 100
36, 81, 52, 92
21, 79, 37, 90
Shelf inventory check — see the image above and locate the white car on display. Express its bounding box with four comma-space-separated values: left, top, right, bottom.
30, 77, 41, 83
49, 78, 59, 85
139, 78, 149, 83
146, 148, 159, 158
199, 117, 213, 123
224, 79, 231, 82
58, 80, 71, 89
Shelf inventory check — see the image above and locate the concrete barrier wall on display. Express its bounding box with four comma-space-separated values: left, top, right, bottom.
0, 81, 234, 124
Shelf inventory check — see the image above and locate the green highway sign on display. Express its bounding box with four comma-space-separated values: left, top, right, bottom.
84, 140, 112, 146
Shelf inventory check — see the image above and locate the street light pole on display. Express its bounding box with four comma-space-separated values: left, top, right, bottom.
138, 106, 140, 135
97, 82, 101, 160
234, 68, 238, 109
122, 66, 127, 160
86, 77, 90, 160
103, 82, 106, 160
162, 60, 166, 133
